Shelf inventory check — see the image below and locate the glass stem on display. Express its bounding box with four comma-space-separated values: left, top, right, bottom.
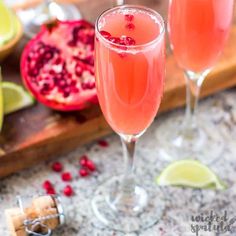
120, 135, 137, 194
184, 71, 206, 131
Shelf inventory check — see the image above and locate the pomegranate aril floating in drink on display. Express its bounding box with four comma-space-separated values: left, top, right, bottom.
125, 14, 134, 22
125, 23, 135, 30
100, 30, 111, 38
108, 36, 121, 44
120, 36, 136, 46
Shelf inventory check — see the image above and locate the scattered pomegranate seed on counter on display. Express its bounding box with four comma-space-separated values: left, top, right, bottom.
79, 168, 89, 177
86, 160, 96, 172
42, 145, 102, 196
79, 155, 97, 175
61, 172, 72, 182
46, 187, 56, 195
52, 162, 63, 172
42, 180, 53, 190
98, 140, 109, 147
42, 180, 56, 195
63, 185, 74, 197
79, 155, 88, 167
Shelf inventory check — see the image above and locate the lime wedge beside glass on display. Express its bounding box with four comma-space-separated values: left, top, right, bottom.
156, 160, 226, 190
2, 82, 35, 115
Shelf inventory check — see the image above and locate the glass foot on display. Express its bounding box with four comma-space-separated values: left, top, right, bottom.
91, 176, 165, 233
156, 113, 224, 165
17, 2, 82, 38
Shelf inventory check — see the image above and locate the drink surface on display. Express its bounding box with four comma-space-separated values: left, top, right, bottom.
168, 0, 234, 73
95, 8, 165, 135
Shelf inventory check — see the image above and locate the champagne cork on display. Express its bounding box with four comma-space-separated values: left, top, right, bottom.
5, 195, 64, 236
31, 195, 60, 229
5, 208, 27, 236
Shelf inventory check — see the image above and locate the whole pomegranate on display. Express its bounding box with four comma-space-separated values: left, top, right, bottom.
21, 20, 97, 111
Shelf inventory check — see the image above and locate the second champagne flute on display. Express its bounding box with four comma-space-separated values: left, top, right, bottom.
157, 0, 234, 163
92, 5, 165, 233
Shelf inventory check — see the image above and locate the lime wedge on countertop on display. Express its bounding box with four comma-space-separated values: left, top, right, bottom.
156, 160, 226, 190
3, 82, 35, 115
0, 70, 3, 131
0, 0, 15, 46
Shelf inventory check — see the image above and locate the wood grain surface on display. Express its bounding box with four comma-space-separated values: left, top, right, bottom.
0, 0, 235, 178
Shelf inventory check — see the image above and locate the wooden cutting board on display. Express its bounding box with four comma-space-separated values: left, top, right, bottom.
0, 0, 236, 178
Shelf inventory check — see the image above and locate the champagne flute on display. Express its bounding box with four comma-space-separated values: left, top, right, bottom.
92, 5, 166, 233
157, 0, 234, 163
17, 0, 81, 38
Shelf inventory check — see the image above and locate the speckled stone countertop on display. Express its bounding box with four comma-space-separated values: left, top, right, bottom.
0, 88, 236, 236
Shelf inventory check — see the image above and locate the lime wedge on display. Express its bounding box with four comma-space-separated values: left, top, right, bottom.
0, 1, 15, 46
2, 82, 35, 115
0, 69, 3, 131
156, 160, 226, 190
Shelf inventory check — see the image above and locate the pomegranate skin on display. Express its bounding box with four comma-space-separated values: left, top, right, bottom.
21, 20, 98, 111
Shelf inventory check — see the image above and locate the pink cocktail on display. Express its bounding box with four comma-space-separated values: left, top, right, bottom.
169, 0, 233, 72
159, 0, 234, 163
92, 5, 165, 233
95, 8, 165, 135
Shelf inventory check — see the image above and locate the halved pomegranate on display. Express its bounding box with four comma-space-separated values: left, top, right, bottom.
21, 20, 97, 111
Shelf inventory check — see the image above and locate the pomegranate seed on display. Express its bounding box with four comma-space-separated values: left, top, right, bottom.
108, 36, 121, 44
98, 140, 109, 147
61, 172, 72, 182
80, 155, 88, 167
63, 185, 74, 197
118, 44, 127, 51
125, 14, 134, 22
43, 180, 53, 190
75, 65, 83, 77
68, 40, 77, 47
79, 168, 89, 177
100, 30, 111, 38
80, 159, 87, 167
52, 162, 63, 172
122, 36, 136, 46
125, 23, 135, 30
86, 160, 96, 172
55, 57, 62, 65
46, 187, 56, 195
57, 79, 67, 88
